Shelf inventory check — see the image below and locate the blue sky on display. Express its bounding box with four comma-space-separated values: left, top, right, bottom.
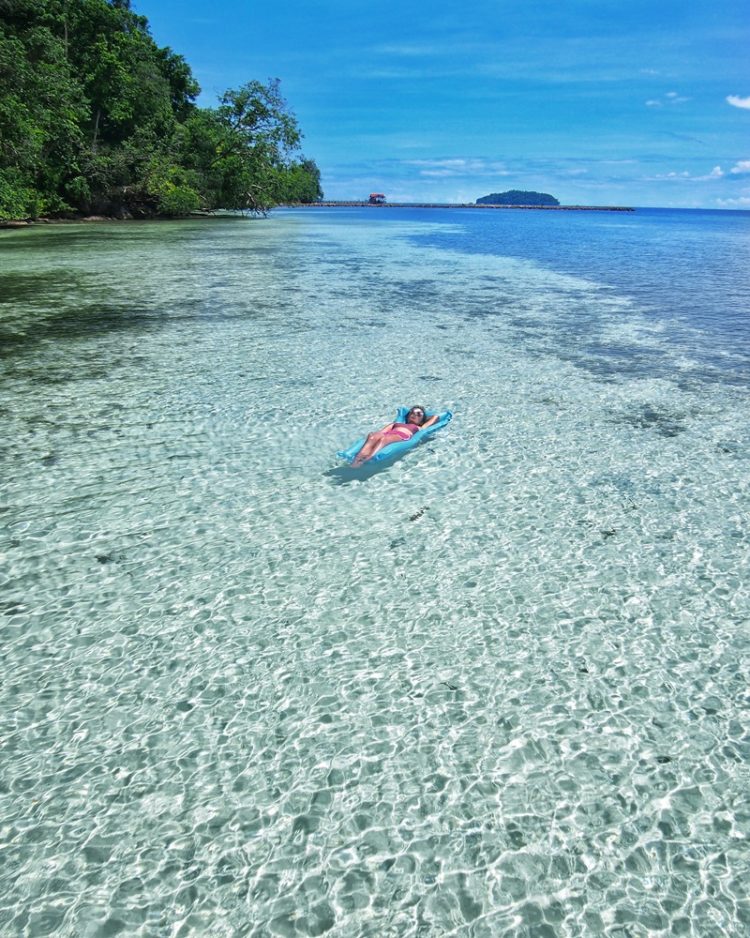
142, 0, 749, 208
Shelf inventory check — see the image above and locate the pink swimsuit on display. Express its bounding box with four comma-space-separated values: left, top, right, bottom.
390, 422, 420, 441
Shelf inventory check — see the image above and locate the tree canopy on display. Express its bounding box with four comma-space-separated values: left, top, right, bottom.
0, 0, 322, 219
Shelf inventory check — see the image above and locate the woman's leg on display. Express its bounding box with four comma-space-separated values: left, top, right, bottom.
352, 431, 405, 466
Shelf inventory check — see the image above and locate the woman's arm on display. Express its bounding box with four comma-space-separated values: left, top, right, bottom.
379, 422, 395, 432
420, 415, 439, 431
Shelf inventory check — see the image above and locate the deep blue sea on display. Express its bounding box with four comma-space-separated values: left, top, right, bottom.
1, 207, 749, 936
306, 206, 750, 389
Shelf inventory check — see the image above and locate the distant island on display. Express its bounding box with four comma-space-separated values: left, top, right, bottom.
476, 190, 560, 206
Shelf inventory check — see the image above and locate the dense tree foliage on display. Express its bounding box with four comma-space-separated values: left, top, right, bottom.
476, 190, 560, 206
0, 0, 322, 219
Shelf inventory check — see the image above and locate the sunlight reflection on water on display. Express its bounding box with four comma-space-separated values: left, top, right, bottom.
1, 212, 749, 936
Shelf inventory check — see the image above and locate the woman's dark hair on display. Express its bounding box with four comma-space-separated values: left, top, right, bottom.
408, 405, 427, 425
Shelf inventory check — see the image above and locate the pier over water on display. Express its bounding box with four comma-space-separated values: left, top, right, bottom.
291, 201, 635, 212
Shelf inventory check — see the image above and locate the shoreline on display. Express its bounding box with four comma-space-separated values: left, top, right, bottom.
0, 212, 233, 230
1, 203, 634, 229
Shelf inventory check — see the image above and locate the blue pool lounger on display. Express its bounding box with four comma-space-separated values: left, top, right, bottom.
337, 408, 453, 464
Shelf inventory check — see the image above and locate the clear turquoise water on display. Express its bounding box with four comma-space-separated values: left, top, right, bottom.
1, 209, 749, 936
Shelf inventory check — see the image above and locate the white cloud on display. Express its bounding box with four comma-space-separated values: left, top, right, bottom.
693, 166, 724, 181
726, 95, 750, 110
730, 160, 750, 174
404, 158, 511, 178
646, 166, 724, 182
646, 92, 690, 108
716, 196, 750, 207
408, 159, 471, 168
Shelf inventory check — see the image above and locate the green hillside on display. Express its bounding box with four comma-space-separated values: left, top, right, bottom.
0, 0, 322, 220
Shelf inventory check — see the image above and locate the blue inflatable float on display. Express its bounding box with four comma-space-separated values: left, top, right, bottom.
337, 407, 453, 465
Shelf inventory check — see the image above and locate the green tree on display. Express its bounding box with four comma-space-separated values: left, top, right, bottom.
211, 79, 303, 212
0, 6, 87, 216
0, 1, 321, 220
174, 79, 321, 213
282, 158, 323, 203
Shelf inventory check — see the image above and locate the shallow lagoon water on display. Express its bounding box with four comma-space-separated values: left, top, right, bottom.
1, 209, 750, 936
